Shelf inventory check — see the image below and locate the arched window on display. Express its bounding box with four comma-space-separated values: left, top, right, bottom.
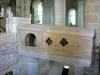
37, 3, 43, 24
30, 0, 43, 24
68, 8, 76, 26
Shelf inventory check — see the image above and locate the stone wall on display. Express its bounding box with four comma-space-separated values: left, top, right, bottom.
85, 0, 100, 45
84, 1, 100, 74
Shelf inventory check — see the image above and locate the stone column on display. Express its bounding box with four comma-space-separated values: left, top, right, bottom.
16, 0, 22, 17
42, 0, 55, 25
22, 0, 31, 18
77, 0, 84, 28
49, 0, 55, 25
55, 0, 66, 26
42, 0, 50, 24
1, 5, 8, 32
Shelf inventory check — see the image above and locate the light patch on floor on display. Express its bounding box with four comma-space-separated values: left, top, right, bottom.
48, 62, 63, 75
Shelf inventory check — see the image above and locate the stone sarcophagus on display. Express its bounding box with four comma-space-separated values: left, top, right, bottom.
17, 24, 95, 67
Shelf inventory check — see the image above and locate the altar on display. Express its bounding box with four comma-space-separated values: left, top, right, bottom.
17, 24, 95, 75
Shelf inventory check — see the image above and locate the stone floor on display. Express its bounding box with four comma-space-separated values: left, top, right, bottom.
84, 62, 99, 75
84, 67, 99, 75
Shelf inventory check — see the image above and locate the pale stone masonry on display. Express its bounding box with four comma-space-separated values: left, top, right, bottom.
84, 1, 100, 74
85, 0, 100, 29
0, 0, 100, 75
85, 0, 100, 46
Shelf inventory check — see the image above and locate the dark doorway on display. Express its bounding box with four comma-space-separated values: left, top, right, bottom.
25, 33, 36, 47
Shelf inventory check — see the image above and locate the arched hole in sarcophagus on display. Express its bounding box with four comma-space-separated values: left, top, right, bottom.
25, 33, 36, 47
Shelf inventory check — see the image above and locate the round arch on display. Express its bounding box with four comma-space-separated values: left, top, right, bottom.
25, 33, 36, 46
30, 0, 43, 24
68, 8, 76, 26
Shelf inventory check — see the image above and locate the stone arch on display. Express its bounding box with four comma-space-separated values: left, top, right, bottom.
30, 0, 43, 24
25, 33, 37, 47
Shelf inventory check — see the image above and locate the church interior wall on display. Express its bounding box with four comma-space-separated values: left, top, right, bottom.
0, 0, 100, 75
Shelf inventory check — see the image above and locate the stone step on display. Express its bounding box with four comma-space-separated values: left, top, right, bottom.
85, 67, 98, 71
84, 71, 99, 75
84, 67, 99, 75
90, 64, 99, 68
